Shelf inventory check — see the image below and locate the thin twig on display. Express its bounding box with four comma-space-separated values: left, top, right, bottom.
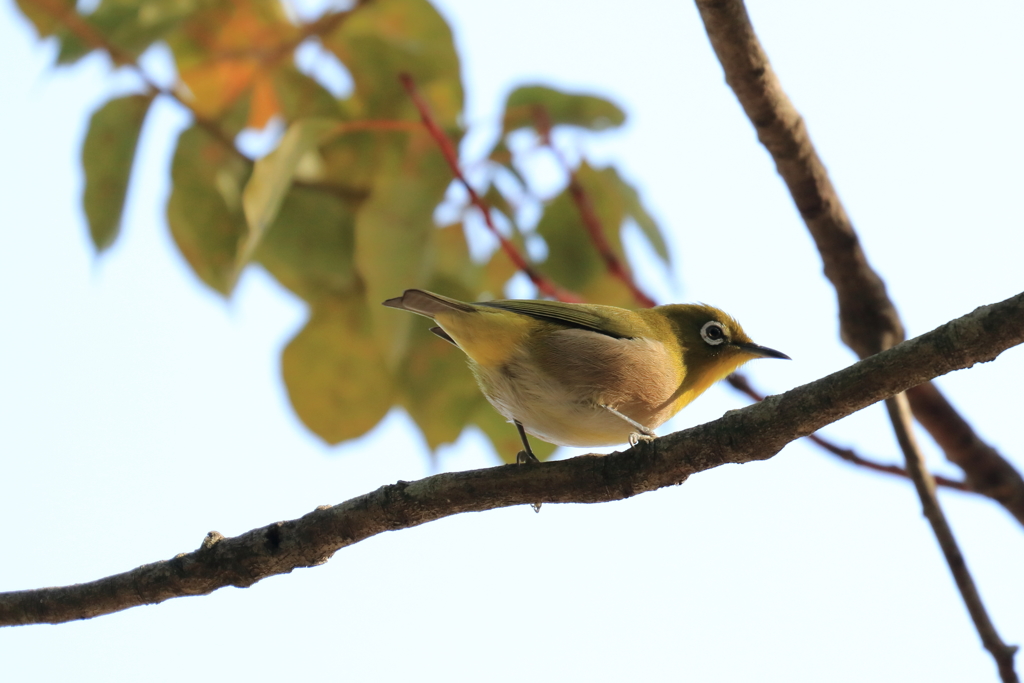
531, 107, 658, 308
2, 290, 1022, 627
399, 73, 582, 303
726, 373, 968, 492
693, 0, 1024, 527
906, 382, 1024, 519
886, 394, 1019, 683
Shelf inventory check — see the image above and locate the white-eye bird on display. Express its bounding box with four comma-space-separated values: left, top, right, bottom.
383, 289, 789, 461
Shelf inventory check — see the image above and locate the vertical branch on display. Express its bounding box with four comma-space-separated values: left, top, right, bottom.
693, 0, 1024, 527
886, 395, 1019, 683
399, 74, 581, 303
695, 2, 1020, 675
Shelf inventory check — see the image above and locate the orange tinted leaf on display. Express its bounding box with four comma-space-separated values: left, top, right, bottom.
14, 0, 75, 38
170, 0, 294, 122
171, 0, 292, 61
248, 71, 280, 128
178, 59, 258, 120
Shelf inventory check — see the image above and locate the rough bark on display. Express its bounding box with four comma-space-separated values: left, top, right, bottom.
2, 291, 1022, 627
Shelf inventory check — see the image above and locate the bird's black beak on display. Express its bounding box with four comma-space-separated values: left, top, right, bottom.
735, 341, 791, 360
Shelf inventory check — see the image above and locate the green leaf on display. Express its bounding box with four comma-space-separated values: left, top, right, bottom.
56, 0, 193, 65
318, 131, 386, 197
535, 163, 636, 307
430, 223, 483, 293
325, 0, 463, 125
398, 317, 483, 450
81, 93, 154, 252
534, 162, 670, 305
241, 118, 341, 270
272, 65, 344, 121
535, 176, 604, 293
166, 125, 251, 295
482, 248, 519, 300
502, 85, 626, 136
255, 185, 358, 301
610, 169, 670, 265
391, 226, 504, 451
282, 294, 395, 444
354, 139, 453, 366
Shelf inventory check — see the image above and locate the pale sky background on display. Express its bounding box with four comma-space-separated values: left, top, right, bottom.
2, 1, 1023, 681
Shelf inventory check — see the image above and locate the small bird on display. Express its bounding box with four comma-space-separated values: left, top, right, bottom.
384, 289, 789, 462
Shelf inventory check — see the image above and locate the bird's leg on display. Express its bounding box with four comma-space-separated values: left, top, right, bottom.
513, 421, 543, 513
515, 420, 540, 465
600, 404, 656, 446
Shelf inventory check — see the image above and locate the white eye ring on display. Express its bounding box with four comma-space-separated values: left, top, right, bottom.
700, 321, 727, 346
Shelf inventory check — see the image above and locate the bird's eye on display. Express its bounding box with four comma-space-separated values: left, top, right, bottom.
700, 321, 727, 346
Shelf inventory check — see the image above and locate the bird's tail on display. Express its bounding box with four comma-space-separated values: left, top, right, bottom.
382, 289, 475, 319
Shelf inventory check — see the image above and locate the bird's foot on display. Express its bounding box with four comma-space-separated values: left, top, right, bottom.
629, 432, 656, 447
601, 404, 656, 445
517, 449, 541, 465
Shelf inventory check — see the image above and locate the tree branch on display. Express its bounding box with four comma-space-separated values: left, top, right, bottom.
693, 0, 1024, 526
886, 394, 1019, 682
3, 291, 1022, 628
726, 373, 968, 492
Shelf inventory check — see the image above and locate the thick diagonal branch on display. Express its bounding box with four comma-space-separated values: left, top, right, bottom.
694, 0, 1024, 526
2, 291, 1022, 628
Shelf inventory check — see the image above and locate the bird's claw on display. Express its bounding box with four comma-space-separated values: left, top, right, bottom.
517, 449, 540, 465
515, 449, 542, 512
629, 432, 656, 447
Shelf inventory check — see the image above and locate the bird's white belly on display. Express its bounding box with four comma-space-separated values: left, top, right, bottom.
472, 356, 654, 448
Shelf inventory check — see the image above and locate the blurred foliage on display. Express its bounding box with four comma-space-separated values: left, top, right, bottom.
15, 0, 669, 462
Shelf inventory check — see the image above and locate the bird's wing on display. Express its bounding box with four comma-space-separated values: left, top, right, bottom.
477, 300, 637, 339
